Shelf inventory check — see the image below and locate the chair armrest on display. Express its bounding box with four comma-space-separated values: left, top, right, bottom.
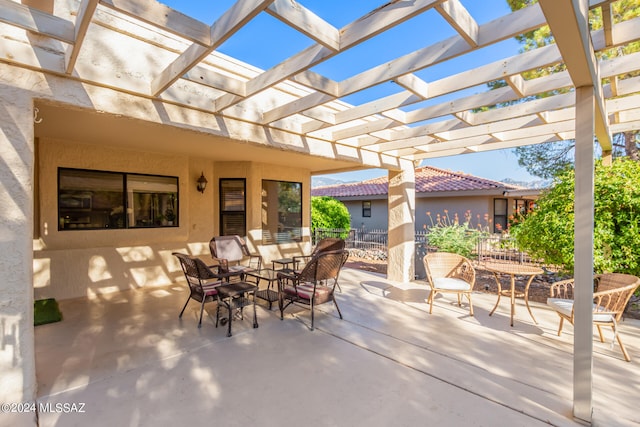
245, 254, 262, 270
457, 260, 476, 288
292, 254, 312, 269
277, 270, 299, 289
550, 278, 575, 299
210, 257, 228, 270
593, 283, 638, 319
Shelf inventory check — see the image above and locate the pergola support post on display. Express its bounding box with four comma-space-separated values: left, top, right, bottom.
0, 87, 37, 425
386, 162, 416, 283
573, 85, 595, 424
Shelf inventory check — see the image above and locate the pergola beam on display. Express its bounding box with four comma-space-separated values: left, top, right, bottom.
394, 74, 430, 99
0, 0, 74, 43
255, 2, 546, 126
65, 0, 100, 74
214, 0, 443, 112
326, 44, 561, 141
266, 0, 340, 51
341, 3, 546, 97
151, 0, 274, 97
436, 0, 479, 47
182, 67, 247, 97
540, 0, 611, 151
100, 0, 211, 44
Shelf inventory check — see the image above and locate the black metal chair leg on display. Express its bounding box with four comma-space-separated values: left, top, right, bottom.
252, 292, 259, 328
179, 296, 190, 318
226, 299, 233, 337
310, 298, 315, 331
333, 297, 343, 319
198, 299, 206, 328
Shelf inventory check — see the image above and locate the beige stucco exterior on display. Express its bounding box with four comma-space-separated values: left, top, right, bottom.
33, 138, 317, 301
0, 78, 37, 413
0, 62, 415, 411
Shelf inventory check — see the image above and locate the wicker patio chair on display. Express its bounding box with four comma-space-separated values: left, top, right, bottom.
277, 249, 349, 330
423, 252, 476, 316
547, 272, 640, 362
292, 237, 346, 269
173, 252, 226, 328
209, 235, 262, 279
292, 237, 346, 291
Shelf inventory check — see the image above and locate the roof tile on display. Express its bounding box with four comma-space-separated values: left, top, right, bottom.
311, 166, 523, 198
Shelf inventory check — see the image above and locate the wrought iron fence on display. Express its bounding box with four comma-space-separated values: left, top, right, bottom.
476, 235, 534, 264
314, 227, 544, 279
313, 227, 388, 250
314, 228, 537, 263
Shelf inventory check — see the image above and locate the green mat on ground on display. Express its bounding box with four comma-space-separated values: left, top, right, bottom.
34, 298, 62, 326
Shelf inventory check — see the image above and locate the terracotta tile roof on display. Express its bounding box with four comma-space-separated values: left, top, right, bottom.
311, 166, 523, 198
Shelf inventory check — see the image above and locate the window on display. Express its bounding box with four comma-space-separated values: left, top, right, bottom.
58, 168, 178, 230
362, 201, 372, 217
261, 180, 302, 244
220, 179, 246, 236
493, 198, 508, 233
515, 199, 534, 216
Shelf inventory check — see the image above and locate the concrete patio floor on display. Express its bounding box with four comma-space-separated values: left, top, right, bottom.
29, 268, 640, 427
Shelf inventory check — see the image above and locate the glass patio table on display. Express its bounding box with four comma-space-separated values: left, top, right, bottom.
484, 262, 544, 327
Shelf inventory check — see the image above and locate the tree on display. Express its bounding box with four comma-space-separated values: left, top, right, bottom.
502, 0, 640, 178
511, 158, 640, 276
311, 196, 351, 236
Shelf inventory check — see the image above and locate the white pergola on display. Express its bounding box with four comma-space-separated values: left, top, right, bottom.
2, 0, 640, 423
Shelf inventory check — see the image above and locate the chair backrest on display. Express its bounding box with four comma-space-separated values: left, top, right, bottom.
173, 252, 218, 291
298, 249, 349, 286
423, 252, 473, 282
311, 238, 345, 257
209, 235, 249, 263
593, 273, 640, 321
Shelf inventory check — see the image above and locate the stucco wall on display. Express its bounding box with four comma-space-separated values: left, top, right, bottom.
344, 195, 495, 232
0, 85, 37, 417
34, 139, 312, 301
417, 196, 494, 231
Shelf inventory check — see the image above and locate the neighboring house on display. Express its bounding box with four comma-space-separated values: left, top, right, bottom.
312, 166, 542, 233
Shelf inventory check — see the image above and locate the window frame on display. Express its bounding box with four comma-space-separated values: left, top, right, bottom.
493, 198, 508, 233
362, 201, 372, 217
219, 178, 247, 236
261, 179, 303, 245
58, 167, 179, 231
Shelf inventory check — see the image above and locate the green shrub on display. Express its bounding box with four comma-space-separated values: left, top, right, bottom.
425, 210, 489, 258
512, 158, 640, 276
311, 196, 351, 236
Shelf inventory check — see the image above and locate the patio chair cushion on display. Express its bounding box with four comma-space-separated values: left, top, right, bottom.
202, 281, 222, 297
283, 283, 332, 303
433, 277, 472, 291
546, 298, 614, 323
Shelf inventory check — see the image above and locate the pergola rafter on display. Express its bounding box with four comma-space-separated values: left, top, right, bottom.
1, 0, 636, 166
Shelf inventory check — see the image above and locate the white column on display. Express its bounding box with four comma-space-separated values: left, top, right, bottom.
0, 88, 37, 415
573, 86, 594, 423
387, 162, 415, 282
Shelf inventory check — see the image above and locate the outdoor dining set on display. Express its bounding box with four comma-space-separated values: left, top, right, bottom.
174, 236, 640, 362
172, 236, 349, 336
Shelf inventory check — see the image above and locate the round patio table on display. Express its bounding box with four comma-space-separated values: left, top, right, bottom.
484, 262, 544, 327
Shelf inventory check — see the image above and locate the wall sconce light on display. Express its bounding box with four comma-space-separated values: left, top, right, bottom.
196, 172, 208, 194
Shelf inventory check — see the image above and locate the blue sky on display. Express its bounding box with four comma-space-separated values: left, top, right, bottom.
163, 1, 539, 183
